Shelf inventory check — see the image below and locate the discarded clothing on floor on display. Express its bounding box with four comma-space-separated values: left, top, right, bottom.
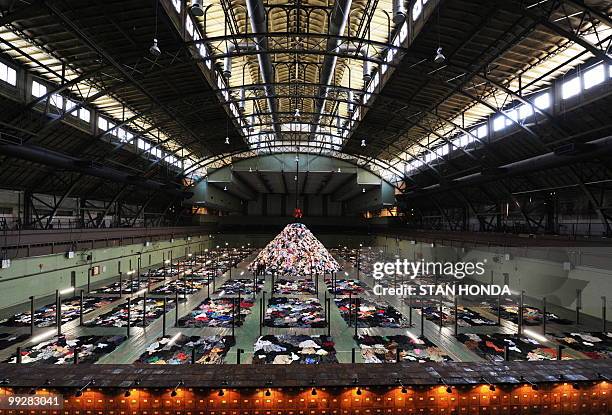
324, 278, 368, 296
357, 334, 451, 363
249, 223, 340, 276
335, 298, 408, 328
178, 298, 254, 328
91, 278, 162, 295
457, 333, 566, 362
4, 334, 126, 364
419, 304, 497, 327
0, 332, 29, 350
253, 335, 337, 364
0, 297, 115, 327
273, 278, 316, 295
264, 297, 325, 328
150, 279, 208, 296
490, 304, 573, 326
84, 297, 175, 327
136, 334, 234, 364
551, 332, 612, 359
215, 278, 264, 297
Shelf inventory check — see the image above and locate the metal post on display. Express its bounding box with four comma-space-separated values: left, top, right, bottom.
409, 296, 413, 327
518, 290, 524, 335
557, 345, 564, 360
119, 272, 123, 298
576, 289, 582, 325
542, 297, 547, 335
237, 348, 243, 364
316, 274, 319, 296
420, 306, 424, 338
454, 295, 458, 336
191, 348, 197, 364
354, 298, 358, 339
602, 296, 607, 333
231, 298, 236, 339
348, 292, 352, 327
79, 290, 84, 326
439, 298, 443, 331
351, 347, 355, 363
175, 290, 179, 326
126, 297, 131, 338
57, 292, 62, 337
396, 348, 402, 363
162, 297, 167, 337
74, 346, 79, 365
327, 298, 331, 337
497, 293, 501, 325
29, 295, 35, 336
16, 347, 22, 364
142, 293, 147, 328
87, 269, 91, 293
504, 346, 510, 361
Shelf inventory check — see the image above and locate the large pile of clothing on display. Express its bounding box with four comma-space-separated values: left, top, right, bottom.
0, 332, 29, 350
253, 335, 337, 364
136, 334, 234, 364
84, 297, 175, 327
324, 278, 368, 296
178, 298, 254, 328
4, 334, 126, 364
420, 304, 497, 327
215, 279, 264, 297
0, 297, 115, 327
150, 279, 208, 296
551, 332, 612, 359
335, 298, 408, 328
357, 335, 451, 363
249, 223, 340, 276
458, 333, 566, 361
273, 279, 316, 295
264, 297, 325, 328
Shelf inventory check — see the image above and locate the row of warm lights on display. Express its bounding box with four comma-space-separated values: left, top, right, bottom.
2, 375, 608, 398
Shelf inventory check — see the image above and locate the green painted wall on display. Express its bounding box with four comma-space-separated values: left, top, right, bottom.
0, 235, 213, 308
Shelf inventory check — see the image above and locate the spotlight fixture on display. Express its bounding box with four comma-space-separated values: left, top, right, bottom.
0, 378, 9, 385
519, 376, 539, 391
361, 139, 366, 147
74, 380, 95, 397
401, 386, 407, 394
264, 389, 271, 397
480, 377, 495, 392
356, 387, 362, 395
434, 47, 445, 64
124, 390, 131, 397
223, 186, 228, 191
190, 1, 204, 16
311, 387, 317, 396
29, 387, 37, 395
171, 380, 184, 397
218, 389, 225, 397
225, 136, 230, 145
572, 382, 580, 390
438, 378, 452, 394
150, 38, 161, 57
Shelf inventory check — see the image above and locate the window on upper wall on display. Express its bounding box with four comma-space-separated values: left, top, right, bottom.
0, 61, 16, 86
561, 76, 581, 99
534, 92, 551, 109
476, 124, 488, 138
98, 117, 108, 131
172, 0, 180, 12
412, 0, 422, 20
79, 108, 90, 122
493, 115, 506, 132
50, 94, 63, 109
65, 99, 77, 114
32, 81, 47, 98
518, 104, 534, 120
583, 64, 604, 89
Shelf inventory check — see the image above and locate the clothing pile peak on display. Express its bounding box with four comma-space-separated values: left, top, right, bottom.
249, 223, 340, 276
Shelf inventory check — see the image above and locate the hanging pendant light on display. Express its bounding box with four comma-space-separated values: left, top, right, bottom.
150, 38, 161, 57
190, 1, 204, 16
361, 139, 366, 147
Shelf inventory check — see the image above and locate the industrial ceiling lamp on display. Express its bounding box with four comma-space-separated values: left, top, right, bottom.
150, 38, 161, 57
434, 47, 445, 64
223, 186, 228, 191
150, 0, 161, 57
190, 1, 204, 16
361, 139, 366, 147
294, 108, 300, 118
225, 136, 230, 145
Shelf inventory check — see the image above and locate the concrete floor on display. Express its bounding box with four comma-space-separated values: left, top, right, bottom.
0, 245, 609, 365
